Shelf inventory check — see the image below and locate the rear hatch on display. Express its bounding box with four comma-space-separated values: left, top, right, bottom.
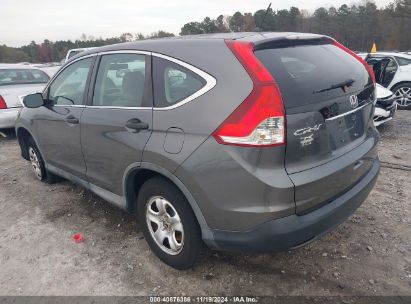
254, 36, 377, 213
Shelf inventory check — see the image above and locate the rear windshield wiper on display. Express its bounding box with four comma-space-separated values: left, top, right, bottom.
313, 78, 355, 94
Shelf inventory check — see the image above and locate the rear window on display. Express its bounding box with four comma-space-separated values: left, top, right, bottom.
254, 43, 370, 108
0, 69, 49, 85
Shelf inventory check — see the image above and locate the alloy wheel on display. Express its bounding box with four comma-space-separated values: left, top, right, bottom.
28, 147, 42, 180
145, 196, 184, 255
394, 86, 411, 107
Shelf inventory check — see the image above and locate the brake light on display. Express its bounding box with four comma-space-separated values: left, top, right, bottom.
0, 95, 7, 109
212, 41, 285, 147
333, 40, 376, 85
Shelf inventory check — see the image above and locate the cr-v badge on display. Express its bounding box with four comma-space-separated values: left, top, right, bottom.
294, 124, 322, 147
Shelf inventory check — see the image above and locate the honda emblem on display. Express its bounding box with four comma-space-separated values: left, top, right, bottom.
349, 95, 359, 108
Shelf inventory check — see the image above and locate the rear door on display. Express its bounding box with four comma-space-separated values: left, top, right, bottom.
81, 52, 153, 196
255, 38, 377, 213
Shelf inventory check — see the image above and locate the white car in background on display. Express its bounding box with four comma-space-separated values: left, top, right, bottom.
374, 84, 396, 126
32, 63, 62, 78
0, 64, 50, 129
39, 65, 61, 78
65, 47, 95, 62
363, 52, 411, 109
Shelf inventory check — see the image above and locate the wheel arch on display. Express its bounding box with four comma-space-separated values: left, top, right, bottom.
123, 162, 215, 246
16, 127, 35, 161
390, 80, 411, 91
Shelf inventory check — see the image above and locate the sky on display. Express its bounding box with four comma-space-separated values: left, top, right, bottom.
1, 0, 393, 47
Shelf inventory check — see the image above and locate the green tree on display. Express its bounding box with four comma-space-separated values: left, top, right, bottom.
149, 30, 175, 38
2, 0, 411, 63
254, 8, 275, 31
0, 45, 30, 63
229, 12, 244, 32
313, 7, 329, 33
120, 33, 133, 42
216, 15, 230, 32
180, 22, 204, 35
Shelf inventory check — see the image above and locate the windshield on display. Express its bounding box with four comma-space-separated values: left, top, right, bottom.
0, 69, 50, 86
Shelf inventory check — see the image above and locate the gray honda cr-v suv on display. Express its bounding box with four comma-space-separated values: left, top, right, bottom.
16, 32, 380, 270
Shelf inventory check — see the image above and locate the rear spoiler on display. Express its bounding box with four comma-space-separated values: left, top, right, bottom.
254, 34, 333, 50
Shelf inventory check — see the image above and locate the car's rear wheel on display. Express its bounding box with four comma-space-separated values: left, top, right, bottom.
393, 82, 411, 109
137, 176, 207, 269
27, 138, 58, 183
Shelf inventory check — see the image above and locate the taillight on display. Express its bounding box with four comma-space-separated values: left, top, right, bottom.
212, 40, 285, 147
333, 40, 376, 85
0, 95, 7, 109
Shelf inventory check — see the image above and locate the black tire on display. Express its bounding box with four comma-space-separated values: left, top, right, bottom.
27, 137, 58, 184
392, 82, 411, 110
137, 176, 207, 270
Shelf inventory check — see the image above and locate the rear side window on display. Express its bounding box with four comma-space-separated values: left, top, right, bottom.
92, 54, 148, 107
255, 43, 370, 108
153, 57, 206, 108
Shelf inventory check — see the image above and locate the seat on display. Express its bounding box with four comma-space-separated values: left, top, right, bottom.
100, 77, 119, 106
104, 77, 116, 90
122, 71, 145, 107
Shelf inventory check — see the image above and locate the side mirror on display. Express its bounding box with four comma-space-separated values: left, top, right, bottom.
23, 93, 44, 108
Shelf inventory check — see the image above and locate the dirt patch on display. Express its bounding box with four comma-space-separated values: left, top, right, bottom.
0, 112, 410, 296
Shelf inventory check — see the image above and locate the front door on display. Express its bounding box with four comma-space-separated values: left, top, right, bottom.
81, 53, 153, 196
36, 56, 95, 179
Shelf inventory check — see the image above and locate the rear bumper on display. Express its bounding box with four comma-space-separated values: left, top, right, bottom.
206, 158, 380, 252
0, 108, 20, 129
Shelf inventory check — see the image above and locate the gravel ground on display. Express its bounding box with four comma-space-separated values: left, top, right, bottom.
0, 111, 410, 296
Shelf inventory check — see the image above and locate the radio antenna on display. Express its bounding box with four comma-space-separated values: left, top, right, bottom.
256, 3, 272, 32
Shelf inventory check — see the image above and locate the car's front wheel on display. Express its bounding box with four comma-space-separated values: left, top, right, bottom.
27, 138, 58, 183
393, 82, 411, 109
137, 177, 207, 270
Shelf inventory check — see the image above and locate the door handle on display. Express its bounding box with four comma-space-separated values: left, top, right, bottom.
125, 118, 149, 132
65, 115, 79, 124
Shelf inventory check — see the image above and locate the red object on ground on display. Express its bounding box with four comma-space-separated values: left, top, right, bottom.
73, 233, 84, 243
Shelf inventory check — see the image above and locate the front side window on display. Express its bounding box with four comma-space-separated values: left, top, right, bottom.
48, 57, 92, 105
92, 54, 148, 107
153, 57, 206, 108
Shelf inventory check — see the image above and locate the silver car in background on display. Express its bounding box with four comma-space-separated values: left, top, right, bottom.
0, 64, 50, 129
32, 63, 62, 78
